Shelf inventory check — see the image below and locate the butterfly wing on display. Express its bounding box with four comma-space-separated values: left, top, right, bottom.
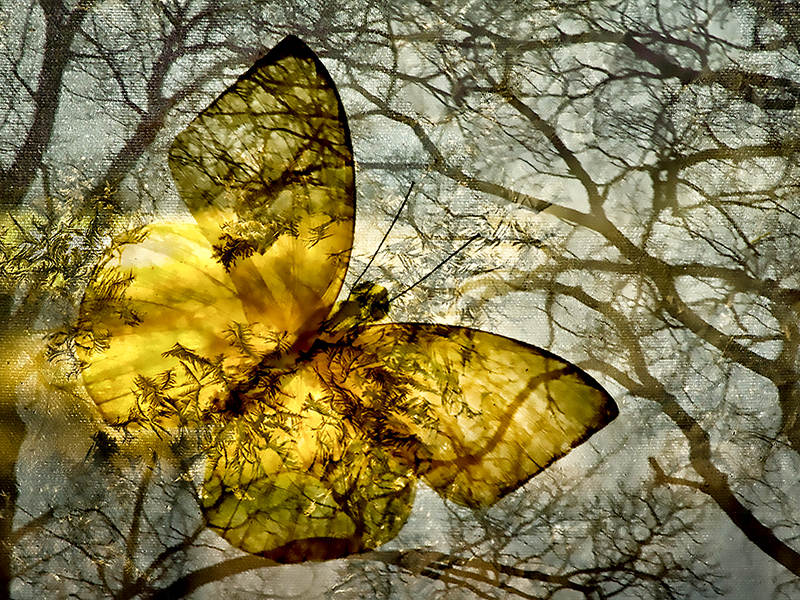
76, 223, 256, 424
200, 343, 418, 561
350, 323, 618, 508
78, 36, 354, 425
168, 35, 354, 337
199, 321, 616, 560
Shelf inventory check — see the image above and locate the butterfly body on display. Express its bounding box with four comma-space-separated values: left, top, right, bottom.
76, 35, 618, 562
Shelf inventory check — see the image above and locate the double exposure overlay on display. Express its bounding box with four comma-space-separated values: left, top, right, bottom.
5, 2, 796, 598
74, 36, 616, 562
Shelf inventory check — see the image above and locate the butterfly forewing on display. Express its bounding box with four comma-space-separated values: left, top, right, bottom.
168, 35, 355, 338
351, 324, 619, 508
78, 36, 354, 425
200, 321, 617, 559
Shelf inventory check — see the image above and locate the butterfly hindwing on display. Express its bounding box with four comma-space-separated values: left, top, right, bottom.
200, 342, 418, 561
76, 223, 251, 425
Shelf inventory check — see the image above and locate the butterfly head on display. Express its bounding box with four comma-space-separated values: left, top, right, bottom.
348, 281, 390, 322
319, 281, 389, 337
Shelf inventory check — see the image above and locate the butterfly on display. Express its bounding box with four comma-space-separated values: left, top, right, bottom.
75, 35, 618, 563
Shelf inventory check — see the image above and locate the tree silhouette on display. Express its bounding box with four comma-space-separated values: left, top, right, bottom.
2, 0, 800, 598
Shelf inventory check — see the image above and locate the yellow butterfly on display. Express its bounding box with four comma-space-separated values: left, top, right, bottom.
76, 35, 617, 563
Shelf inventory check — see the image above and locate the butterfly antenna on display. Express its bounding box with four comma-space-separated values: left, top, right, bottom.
351, 182, 415, 289
389, 233, 481, 304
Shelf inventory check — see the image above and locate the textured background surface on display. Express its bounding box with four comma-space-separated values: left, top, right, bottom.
2, 1, 799, 598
